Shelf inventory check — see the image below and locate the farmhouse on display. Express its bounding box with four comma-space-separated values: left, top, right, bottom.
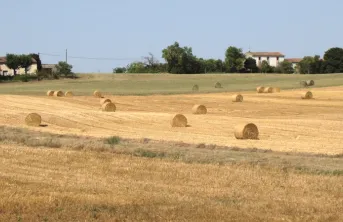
0, 56, 38, 76
245, 51, 285, 67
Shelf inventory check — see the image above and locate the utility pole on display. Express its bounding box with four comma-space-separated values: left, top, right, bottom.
66, 49, 68, 63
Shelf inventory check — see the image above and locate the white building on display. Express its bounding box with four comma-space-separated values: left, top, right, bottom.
0, 56, 38, 75
245, 52, 285, 67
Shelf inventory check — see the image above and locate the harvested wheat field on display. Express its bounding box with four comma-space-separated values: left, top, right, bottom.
1, 86, 343, 155
0, 143, 342, 221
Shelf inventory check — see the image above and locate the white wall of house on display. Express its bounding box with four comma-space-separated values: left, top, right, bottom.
0, 64, 38, 76
246, 55, 285, 67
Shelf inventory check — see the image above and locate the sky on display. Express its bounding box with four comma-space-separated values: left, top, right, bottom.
1, 0, 343, 73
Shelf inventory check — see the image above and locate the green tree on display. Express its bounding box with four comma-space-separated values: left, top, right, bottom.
244, 57, 258, 73
19, 54, 33, 74
235, 58, 245, 71
275, 61, 294, 74
126, 62, 147, 73
260, 61, 274, 73
162, 42, 200, 74
5, 54, 21, 76
224, 46, 245, 72
30, 53, 42, 72
162, 42, 186, 74
323, 47, 343, 73
215, 59, 224, 72
298, 56, 315, 74
55, 61, 73, 77
203, 59, 217, 73
113, 67, 126, 73
310, 55, 326, 74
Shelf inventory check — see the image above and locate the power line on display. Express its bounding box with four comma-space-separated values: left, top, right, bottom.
68, 55, 140, 61
39, 52, 62, 57
39, 52, 140, 61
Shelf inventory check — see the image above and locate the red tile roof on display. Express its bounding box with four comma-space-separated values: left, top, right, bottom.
0, 56, 37, 64
246, 52, 285, 57
0, 57, 6, 63
285, 58, 302, 63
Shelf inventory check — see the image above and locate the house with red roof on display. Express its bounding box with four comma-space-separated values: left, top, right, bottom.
245, 51, 285, 67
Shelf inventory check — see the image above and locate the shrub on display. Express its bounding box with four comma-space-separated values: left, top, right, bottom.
105, 136, 121, 146
13, 74, 38, 82
0, 75, 14, 81
133, 149, 166, 158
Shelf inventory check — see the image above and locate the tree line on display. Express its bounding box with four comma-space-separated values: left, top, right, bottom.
297, 48, 343, 74
113, 42, 343, 75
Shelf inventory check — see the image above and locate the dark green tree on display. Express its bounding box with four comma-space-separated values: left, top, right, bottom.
126, 62, 147, 73
323, 47, 343, 73
275, 60, 294, 74
206, 59, 224, 73
224, 46, 245, 72
162, 42, 201, 74
244, 57, 258, 73
113, 67, 126, 73
298, 56, 315, 74
5, 54, 21, 75
260, 61, 274, 73
55, 61, 73, 77
162, 42, 186, 74
215, 59, 224, 72
310, 55, 325, 74
19, 54, 33, 74
30, 53, 42, 72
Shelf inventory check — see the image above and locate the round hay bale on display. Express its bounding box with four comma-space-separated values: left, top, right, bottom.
301, 91, 313, 99
192, 105, 207, 115
306, 80, 315, 86
300, 81, 308, 87
232, 94, 243, 102
100, 98, 112, 105
47, 90, 54, 96
234, 123, 259, 140
256, 86, 265, 93
214, 82, 222, 88
171, 114, 187, 127
65, 91, 74, 97
25, 113, 42, 127
263, 87, 273, 93
101, 102, 116, 112
192, 84, 199, 91
53, 91, 63, 97
94, 90, 102, 98
272, 87, 281, 93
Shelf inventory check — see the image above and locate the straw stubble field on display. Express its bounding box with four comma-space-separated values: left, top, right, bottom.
1, 74, 343, 221
0, 143, 342, 221
1, 86, 343, 154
